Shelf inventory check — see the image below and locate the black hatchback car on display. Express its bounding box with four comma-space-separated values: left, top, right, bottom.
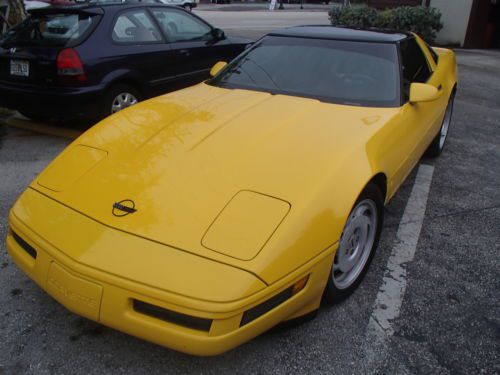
0, 2, 250, 121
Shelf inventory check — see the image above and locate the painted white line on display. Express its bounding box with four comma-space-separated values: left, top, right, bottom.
363, 164, 434, 371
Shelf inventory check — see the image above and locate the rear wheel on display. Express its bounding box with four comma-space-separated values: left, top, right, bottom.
425, 92, 455, 158
102, 84, 141, 119
323, 184, 384, 304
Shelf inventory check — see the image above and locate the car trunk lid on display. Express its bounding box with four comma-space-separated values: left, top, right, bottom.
0, 8, 100, 85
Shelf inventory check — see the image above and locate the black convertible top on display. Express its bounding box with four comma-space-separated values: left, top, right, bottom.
270, 25, 412, 43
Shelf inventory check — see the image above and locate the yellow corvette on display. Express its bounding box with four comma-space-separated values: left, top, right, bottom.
6, 26, 457, 355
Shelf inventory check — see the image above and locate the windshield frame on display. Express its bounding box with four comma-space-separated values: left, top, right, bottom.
208, 35, 402, 108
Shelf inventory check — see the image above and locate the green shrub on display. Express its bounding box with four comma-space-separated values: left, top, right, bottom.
377, 6, 443, 42
329, 5, 443, 43
328, 5, 377, 29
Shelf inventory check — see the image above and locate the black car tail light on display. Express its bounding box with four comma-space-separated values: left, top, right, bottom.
57, 48, 87, 84
11, 231, 37, 259
133, 300, 212, 332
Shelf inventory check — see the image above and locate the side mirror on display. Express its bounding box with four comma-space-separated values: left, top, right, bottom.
409, 83, 442, 103
211, 28, 225, 41
210, 61, 227, 77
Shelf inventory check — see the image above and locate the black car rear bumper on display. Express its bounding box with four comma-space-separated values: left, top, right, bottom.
0, 81, 105, 120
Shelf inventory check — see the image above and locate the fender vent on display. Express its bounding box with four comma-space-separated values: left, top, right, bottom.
11, 231, 37, 259
133, 300, 212, 332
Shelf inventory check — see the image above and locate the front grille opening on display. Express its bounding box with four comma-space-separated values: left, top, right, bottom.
11, 231, 37, 259
133, 299, 212, 332
240, 286, 294, 327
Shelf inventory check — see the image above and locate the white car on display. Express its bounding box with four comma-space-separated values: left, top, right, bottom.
159, 0, 199, 11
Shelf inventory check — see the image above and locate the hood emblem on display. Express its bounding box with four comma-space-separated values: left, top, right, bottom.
112, 200, 137, 217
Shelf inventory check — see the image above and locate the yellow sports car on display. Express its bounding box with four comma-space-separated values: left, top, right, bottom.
6, 26, 457, 355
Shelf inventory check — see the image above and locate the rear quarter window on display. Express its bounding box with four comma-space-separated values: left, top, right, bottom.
0, 13, 100, 47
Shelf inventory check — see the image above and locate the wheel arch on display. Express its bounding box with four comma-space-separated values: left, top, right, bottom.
101, 69, 146, 97
366, 172, 388, 205
105, 78, 144, 98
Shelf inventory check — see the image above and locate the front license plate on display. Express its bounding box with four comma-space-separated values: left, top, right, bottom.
46, 262, 102, 321
10, 59, 29, 77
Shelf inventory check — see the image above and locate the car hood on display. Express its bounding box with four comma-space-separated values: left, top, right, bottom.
33, 83, 398, 283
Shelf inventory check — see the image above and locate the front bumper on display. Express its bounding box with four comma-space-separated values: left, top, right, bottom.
6, 191, 334, 356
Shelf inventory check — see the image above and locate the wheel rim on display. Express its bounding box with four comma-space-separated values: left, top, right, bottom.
333, 199, 378, 290
111, 92, 138, 114
439, 97, 454, 149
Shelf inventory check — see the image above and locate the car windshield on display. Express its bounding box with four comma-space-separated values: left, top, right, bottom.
0, 12, 99, 47
209, 36, 400, 107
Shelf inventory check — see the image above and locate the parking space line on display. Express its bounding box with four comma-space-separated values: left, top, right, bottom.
363, 164, 434, 371
6, 114, 82, 140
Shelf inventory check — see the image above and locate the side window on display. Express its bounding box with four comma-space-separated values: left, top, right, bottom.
112, 9, 162, 44
151, 9, 211, 43
425, 42, 439, 65
400, 38, 432, 99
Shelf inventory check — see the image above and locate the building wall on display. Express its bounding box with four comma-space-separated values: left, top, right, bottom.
431, 0, 474, 46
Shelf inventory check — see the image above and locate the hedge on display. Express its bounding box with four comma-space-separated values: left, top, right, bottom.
329, 5, 443, 43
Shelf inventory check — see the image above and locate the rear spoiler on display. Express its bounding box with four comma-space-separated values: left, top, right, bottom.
28, 6, 104, 16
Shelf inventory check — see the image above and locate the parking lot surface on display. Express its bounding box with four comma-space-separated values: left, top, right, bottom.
195, 9, 329, 39
0, 18, 499, 375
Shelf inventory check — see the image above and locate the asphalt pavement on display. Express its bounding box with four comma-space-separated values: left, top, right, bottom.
194, 8, 330, 39
0, 21, 499, 375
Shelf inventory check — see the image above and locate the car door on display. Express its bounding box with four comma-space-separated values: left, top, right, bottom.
108, 7, 175, 94
392, 37, 443, 188
149, 7, 227, 83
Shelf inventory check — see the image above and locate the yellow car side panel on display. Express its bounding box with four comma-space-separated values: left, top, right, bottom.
6, 37, 457, 355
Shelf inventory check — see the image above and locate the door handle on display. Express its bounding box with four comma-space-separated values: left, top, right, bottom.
179, 49, 191, 57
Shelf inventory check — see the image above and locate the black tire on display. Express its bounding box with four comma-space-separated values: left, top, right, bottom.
100, 84, 141, 120
425, 91, 455, 158
182, 3, 193, 10
18, 111, 50, 123
323, 183, 384, 304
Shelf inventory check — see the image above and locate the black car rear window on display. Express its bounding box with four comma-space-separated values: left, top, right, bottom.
0, 13, 100, 47
209, 36, 400, 108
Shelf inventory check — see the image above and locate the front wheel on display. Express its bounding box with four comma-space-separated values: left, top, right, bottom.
425, 92, 455, 158
323, 184, 384, 304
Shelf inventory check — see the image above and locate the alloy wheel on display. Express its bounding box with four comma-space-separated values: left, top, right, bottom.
111, 92, 138, 114
333, 199, 378, 290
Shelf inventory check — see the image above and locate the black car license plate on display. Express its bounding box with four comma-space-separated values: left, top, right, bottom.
10, 60, 29, 77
